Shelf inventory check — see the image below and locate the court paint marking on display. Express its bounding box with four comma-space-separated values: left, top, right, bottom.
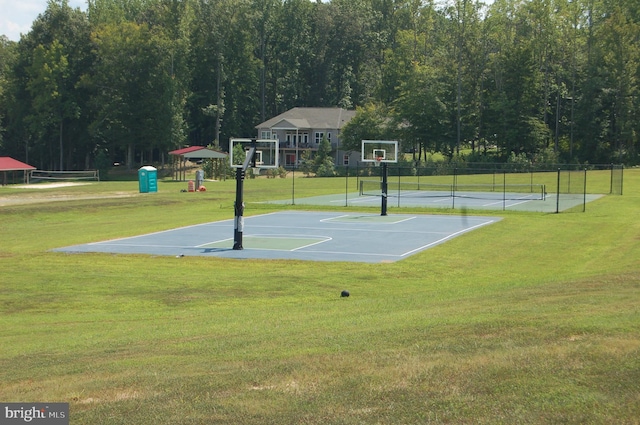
290, 236, 333, 251
330, 196, 377, 204
55, 211, 504, 263
320, 214, 417, 224
233, 223, 457, 236
400, 219, 497, 257
198, 234, 332, 252
86, 219, 234, 245
481, 195, 538, 207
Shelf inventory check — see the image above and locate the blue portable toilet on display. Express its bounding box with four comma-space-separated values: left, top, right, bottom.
138, 166, 158, 193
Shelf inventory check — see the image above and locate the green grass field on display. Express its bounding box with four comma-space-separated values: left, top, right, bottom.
1, 169, 639, 424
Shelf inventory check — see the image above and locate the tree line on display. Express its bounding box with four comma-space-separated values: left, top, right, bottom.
0, 0, 638, 171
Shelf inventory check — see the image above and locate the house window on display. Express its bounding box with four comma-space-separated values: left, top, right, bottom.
286, 131, 306, 147
315, 132, 324, 144
343, 154, 349, 166
261, 130, 271, 139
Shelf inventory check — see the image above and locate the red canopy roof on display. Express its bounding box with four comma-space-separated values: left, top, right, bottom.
168, 146, 227, 159
168, 146, 206, 155
0, 157, 36, 171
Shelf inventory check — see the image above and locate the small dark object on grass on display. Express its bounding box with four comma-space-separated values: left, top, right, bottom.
341, 290, 350, 298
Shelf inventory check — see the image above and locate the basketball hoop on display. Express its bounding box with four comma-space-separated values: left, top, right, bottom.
374, 156, 383, 167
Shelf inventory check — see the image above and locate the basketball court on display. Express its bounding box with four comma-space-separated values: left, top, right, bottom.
54, 211, 501, 263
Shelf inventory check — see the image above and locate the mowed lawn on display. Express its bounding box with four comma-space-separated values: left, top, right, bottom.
0, 169, 638, 424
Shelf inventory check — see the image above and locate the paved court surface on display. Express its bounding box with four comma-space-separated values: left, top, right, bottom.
266, 192, 603, 213
54, 211, 502, 263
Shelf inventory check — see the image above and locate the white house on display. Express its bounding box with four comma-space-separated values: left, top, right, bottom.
255, 107, 357, 168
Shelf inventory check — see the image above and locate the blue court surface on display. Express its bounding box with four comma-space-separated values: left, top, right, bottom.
54, 211, 502, 263
266, 192, 603, 213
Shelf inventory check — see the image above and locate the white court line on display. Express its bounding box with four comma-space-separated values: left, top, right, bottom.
320, 214, 417, 225
91, 243, 196, 249
87, 219, 233, 245
197, 234, 332, 252
400, 220, 497, 257
196, 238, 233, 248
86, 212, 287, 246
242, 223, 454, 235
320, 214, 351, 222
291, 236, 332, 251
504, 199, 536, 208
330, 196, 378, 204
482, 195, 537, 207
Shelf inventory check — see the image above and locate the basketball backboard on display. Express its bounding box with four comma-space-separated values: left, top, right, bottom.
230, 138, 279, 169
361, 140, 399, 163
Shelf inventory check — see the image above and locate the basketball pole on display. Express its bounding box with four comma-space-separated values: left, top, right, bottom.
381, 162, 388, 216
233, 140, 257, 250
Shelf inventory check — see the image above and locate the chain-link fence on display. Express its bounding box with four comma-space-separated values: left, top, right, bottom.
274, 162, 623, 213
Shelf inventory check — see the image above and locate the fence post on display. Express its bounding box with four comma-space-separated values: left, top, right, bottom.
503, 171, 506, 211
291, 165, 295, 205
345, 166, 349, 207
583, 167, 587, 212
556, 168, 561, 214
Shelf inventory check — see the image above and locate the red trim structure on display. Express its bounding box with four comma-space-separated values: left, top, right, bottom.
0, 157, 36, 185
0, 157, 36, 172
168, 147, 228, 181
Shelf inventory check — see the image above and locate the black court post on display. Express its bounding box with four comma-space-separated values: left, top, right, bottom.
233, 140, 257, 250
233, 167, 245, 250
381, 162, 388, 216
556, 168, 561, 214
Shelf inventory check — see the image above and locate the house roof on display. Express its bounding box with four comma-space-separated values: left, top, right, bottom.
169, 146, 227, 159
256, 107, 356, 130
0, 157, 36, 171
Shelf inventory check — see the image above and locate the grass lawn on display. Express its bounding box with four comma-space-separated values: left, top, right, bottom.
1, 169, 639, 424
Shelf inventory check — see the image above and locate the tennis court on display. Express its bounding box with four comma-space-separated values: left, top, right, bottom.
268, 188, 602, 212
54, 211, 501, 263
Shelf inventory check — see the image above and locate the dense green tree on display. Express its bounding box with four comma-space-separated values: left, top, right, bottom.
0, 37, 17, 151
313, 134, 336, 176
4, 0, 92, 169
340, 102, 392, 153
86, 21, 176, 168
394, 63, 450, 159
26, 40, 76, 170
1, 0, 639, 167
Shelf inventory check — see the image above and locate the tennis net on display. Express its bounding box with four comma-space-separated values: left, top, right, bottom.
359, 180, 546, 201
30, 170, 100, 182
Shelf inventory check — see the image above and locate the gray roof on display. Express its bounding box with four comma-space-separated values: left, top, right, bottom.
256, 107, 356, 130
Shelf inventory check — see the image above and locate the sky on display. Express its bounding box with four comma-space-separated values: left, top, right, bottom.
0, 0, 88, 42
